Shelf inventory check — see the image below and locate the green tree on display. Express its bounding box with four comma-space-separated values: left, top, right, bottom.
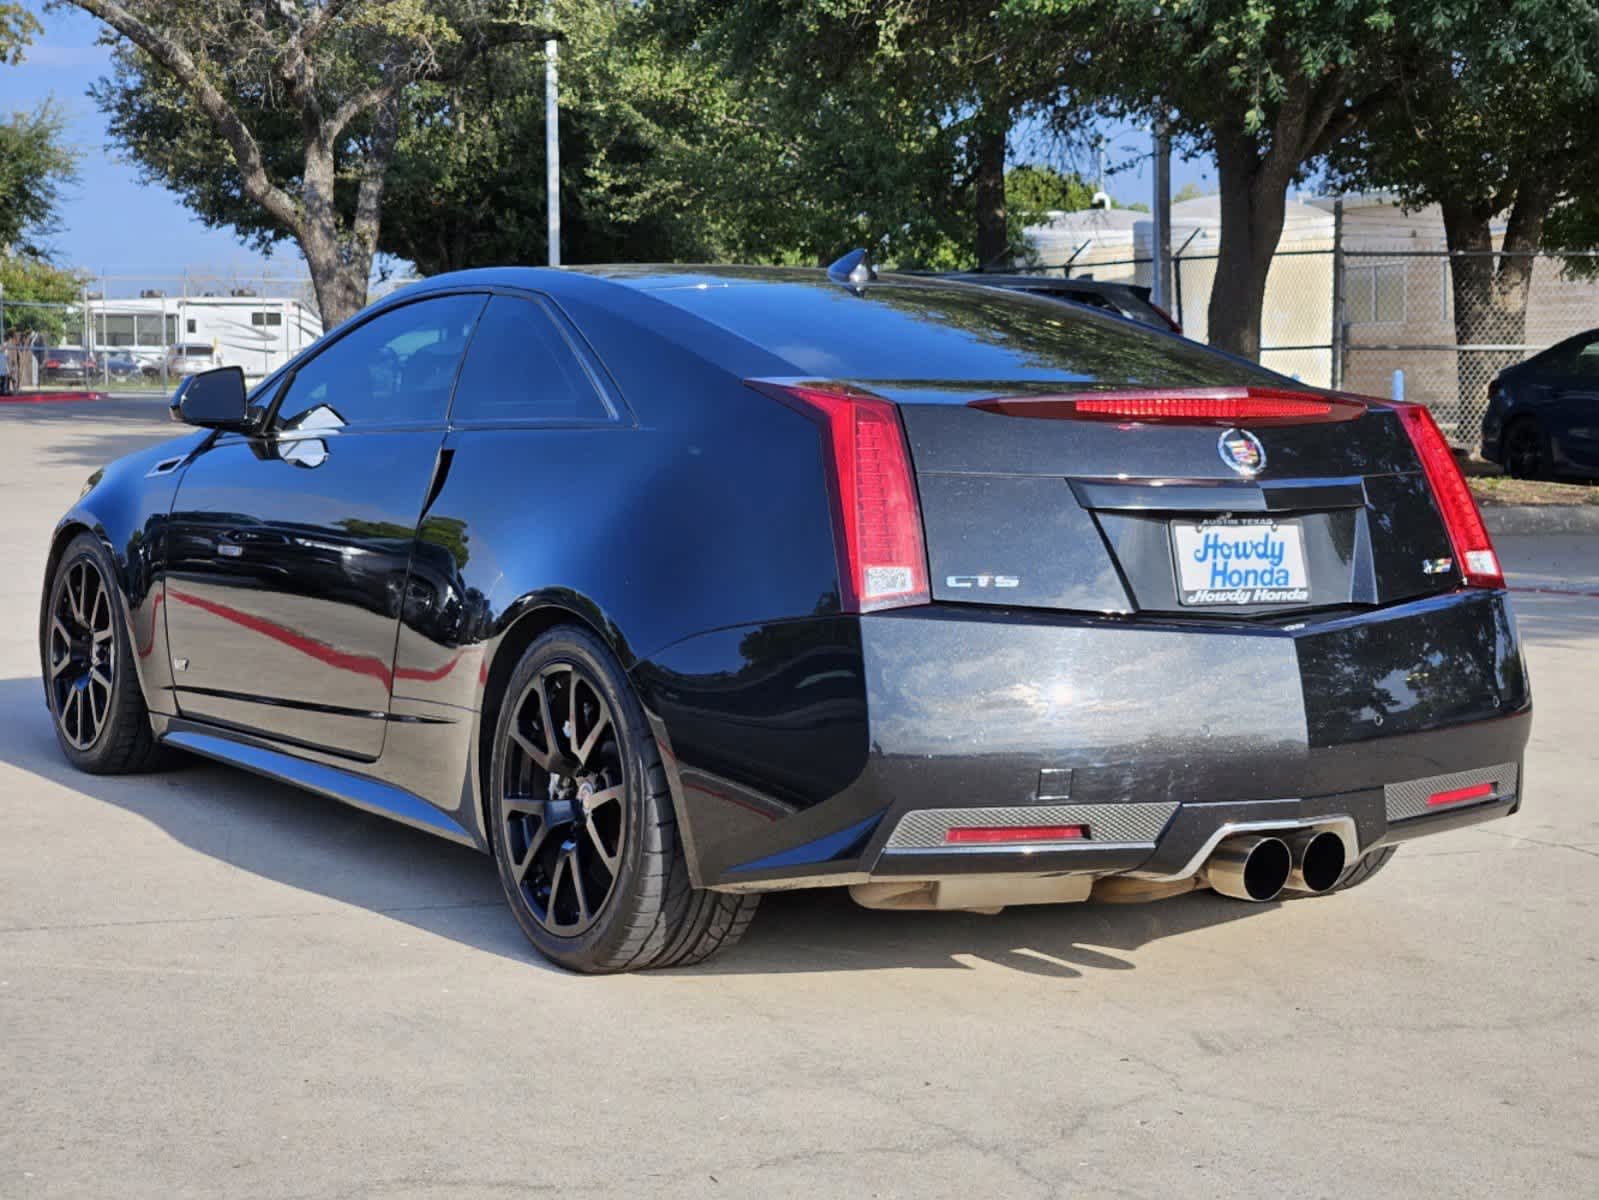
0, 254, 85, 342
74, 0, 542, 325
673, 1, 1093, 268
1328, 0, 1599, 375
1006, 164, 1095, 224
1031, 0, 1444, 359
0, 2, 38, 62
0, 102, 80, 255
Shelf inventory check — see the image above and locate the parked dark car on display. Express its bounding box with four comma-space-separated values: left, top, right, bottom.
101, 350, 145, 383
1481, 330, 1599, 478
39, 346, 97, 386
939, 271, 1182, 333
41, 261, 1529, 972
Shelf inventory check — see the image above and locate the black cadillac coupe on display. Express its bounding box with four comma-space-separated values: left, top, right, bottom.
41, 255, 1531, 972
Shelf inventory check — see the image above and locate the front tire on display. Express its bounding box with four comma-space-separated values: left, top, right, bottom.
43, 533, 168, 773
487, 626, 757, 972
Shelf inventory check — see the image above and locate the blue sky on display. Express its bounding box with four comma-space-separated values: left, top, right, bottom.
4, 4, 1218, 282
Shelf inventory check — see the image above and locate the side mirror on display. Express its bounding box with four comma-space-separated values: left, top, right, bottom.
171, 366, 252, 431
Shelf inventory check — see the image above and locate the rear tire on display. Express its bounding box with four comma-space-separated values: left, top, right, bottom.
487, 625, 757, 972
1331, 845, 1396, 892
1502, 417, 1548, 479
43, 533, 169, 774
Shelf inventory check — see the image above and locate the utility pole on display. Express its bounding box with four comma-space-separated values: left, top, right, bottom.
545, 27, 560, 267
1151, 109, 1172, 312
1330, 196, 1346, 390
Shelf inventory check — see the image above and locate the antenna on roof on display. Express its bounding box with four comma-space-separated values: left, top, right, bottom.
827, 248, 877, 287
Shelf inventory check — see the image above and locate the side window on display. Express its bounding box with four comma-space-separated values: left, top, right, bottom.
1573, 341, 1599, 379
274, 294, 484, 430
449, 295, 611, 425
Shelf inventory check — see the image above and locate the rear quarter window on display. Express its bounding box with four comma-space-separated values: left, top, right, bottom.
448, 295, 611, 425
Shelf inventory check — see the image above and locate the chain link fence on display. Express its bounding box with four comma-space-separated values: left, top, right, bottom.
1340, 248, 1599, 444
1003, 233, 1599, 450
1, 271, 320, 396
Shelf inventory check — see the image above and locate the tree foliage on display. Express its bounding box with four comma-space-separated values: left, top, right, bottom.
1326, 0, 1599, 358
0, 1, 39, 63
0, 253, 86, 341
75, 0, 542, 324
0, 101, 79, 256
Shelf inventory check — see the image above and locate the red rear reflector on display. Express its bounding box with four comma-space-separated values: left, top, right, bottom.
945, 824, 1089, 845
1392, 403, 1504, 589
1427, 782, 1495, 808
745, 382, 930, 613
968, 387, 1363, 425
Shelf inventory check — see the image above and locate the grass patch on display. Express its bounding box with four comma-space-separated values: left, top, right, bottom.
1468, 474, 1599, 507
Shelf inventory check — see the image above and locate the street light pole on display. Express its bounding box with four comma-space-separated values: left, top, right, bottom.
545, 31, 560, 267
1151, 109, 1172, 312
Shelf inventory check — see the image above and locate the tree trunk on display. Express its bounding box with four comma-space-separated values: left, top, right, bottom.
1206, 130, 1289, 361
973, 123, 1008, 270
1441, 184, 1552, 431
302, 243, 370, 330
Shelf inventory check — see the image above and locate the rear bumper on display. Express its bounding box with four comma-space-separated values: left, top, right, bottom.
697, 588, 1530, 891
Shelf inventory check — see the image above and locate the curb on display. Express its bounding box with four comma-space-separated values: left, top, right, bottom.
1483, 504, 1599, 536
0, 390, 111, 404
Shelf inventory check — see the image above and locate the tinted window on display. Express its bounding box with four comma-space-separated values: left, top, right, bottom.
449, 296, 610, 424
275, 294, 483, 430
652, 277, 1276, 388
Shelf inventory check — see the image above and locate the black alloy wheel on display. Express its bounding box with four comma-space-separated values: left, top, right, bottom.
500, 661, 627, 936
1503, 418, 1546, 480
44, 533, 169, 773
488, 626, 759, 973
47, 555, 117, 751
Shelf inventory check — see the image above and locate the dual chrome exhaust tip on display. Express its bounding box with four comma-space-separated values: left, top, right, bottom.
1202, 830, 1347, 902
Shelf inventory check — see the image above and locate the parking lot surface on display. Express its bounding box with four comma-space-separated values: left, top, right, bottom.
3, 398, 1595, 1198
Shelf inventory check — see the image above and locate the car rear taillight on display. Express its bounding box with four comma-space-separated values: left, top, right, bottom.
747, 381, 929, 613
945, 825, 1089, 844
44, 359, 61, 369
968, 387, 1365, 425
1392, 402, 1504, 589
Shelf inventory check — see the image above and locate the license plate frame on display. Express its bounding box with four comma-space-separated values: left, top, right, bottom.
1170, 517, 1310, 607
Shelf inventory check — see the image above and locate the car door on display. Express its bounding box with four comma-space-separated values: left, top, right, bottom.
164, 292, 486, 759
1547, 339, 1599, 470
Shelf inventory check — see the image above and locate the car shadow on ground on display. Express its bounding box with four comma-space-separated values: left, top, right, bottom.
1, 673, 1268, 979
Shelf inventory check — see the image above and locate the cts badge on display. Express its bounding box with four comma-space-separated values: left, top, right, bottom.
946, 574, 1020, 589
1218, 428, 1266, 476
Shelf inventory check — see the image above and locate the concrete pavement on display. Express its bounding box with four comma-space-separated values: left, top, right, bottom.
2, 398, 1595, 1198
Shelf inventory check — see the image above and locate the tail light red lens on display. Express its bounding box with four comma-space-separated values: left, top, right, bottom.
968, 387, 1364, 425
945, 825, 1089, 845
748, 382, 929, 613
1392, 402, 1503, 589
1427, 782, 1495, 808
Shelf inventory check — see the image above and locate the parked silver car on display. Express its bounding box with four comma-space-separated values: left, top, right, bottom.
164, 343, 219, 377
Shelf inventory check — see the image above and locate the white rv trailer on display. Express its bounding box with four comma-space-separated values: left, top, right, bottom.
84, 296, 323, 379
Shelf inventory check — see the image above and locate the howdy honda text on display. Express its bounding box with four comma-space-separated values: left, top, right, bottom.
1171, 518, 1311, 606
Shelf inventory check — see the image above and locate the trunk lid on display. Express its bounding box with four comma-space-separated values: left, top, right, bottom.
873, 382, 1457, 618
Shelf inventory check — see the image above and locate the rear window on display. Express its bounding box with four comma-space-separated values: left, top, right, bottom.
654, 278, 1273, 388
